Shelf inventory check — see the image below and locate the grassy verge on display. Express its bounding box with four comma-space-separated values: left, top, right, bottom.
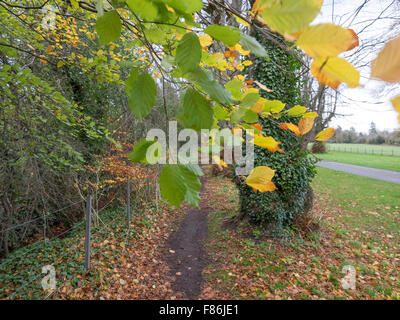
200, 168, 400, 300
315, 151, 400, 172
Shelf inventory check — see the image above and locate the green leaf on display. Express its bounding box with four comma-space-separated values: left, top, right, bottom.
127, 71, 157, 120
167, 0, 202, 13
213, 105, 229, 120
240, 92, 260, 108
128, 138, 160, 164
225, 79, 244, 100
177, 88, 214, 131
204, 25, 241, 47
95, 10, 121, 44
263, 100, 285, 113
160, 164, 201, 207
176, 32, 201, 74
126, 0, 158, 21
186, 67, 234, 105
242, 109, 259, 123
287, 105, 307, 116
185, 163, 204, 176
239, 33, 268, 57
261, 0, 320, 34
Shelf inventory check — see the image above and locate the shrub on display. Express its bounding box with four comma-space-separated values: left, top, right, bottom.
311, 141, 327, 154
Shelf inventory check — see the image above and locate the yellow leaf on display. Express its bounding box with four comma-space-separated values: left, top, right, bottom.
279, 123, 300, 135
297, 24, 359, 57
199, 34, 213, 47
120, 242, 125, 248
254, 80, 273, 92
242, 60, 253, 66
311, 57, 360, 89
251, 123, 263, 131
315, 127, 335, 141
391, 96, 400, 123
250, 98, 267, 113
260, 0, 321, 34
234, 15, 250, 28
371, 36, 400, 82
246, 166, 277, 192
302, 112, 318, 118
298, 118, 314, 135
253, 134, 282, 152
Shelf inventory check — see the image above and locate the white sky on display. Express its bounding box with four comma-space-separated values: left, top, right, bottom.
313, 0, 400, 133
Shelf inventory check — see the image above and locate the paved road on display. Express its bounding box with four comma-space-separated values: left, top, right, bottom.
317, 160, 400, 184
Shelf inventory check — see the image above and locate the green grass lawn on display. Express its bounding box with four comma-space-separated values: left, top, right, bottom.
201, 168, 400, 300
325, 143, 400, 156
315, 151, 400, 172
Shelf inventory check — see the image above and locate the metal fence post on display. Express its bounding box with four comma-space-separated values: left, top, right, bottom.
127, 179, 130, 230
85, 195, 92, 270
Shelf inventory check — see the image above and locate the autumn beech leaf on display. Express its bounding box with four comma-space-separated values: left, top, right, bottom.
315, 127, 336, 141
279, 123, 301, 136
199, 34, 213, 47
253, 134, 283, 152
259, 0, 321, 34
296, 24, 359, 58
302, 111, 318, 118
390, 96, 400, 123
254, 80, 273, 92
311, 57, 360, 89
251, 123, 263, 131
371, 36, 400, 82
263, 100, 285, 113
250, 98, 267, 113
298, 117, 314, 135
246, 166, 277, 192
287, 105, 307, 117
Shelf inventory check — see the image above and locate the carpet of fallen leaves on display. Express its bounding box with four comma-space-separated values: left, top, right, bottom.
55, 202, 187, 300
198, 173, 400, 300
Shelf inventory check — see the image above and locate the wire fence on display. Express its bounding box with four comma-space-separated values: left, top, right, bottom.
326, 144, 400, 156
0, 177, 159, 300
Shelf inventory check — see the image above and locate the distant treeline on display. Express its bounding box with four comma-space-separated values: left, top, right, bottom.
332, 122, 400, 145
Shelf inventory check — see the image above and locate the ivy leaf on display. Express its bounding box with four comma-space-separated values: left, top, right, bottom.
128, 138, 160, 164
176, 32, 202, 74
95, 10, 121, 45
177, 88, 214, 131
127, 71, 157, 121
246, 166, 277, 192
160, 164, 201, 207
239, 33, 268, 57
204, 25, 241, 47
